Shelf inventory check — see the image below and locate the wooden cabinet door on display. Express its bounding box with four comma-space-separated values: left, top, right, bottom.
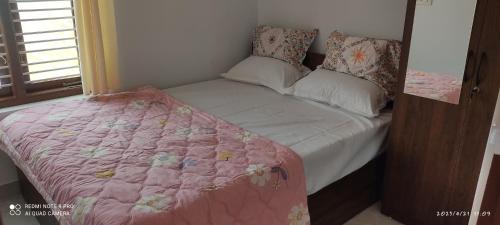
447, 0, 500, 223
381, 0, 500, 224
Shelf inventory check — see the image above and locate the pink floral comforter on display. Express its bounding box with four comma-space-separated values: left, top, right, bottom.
0, 87, 309, 225
404, 69, 462, 104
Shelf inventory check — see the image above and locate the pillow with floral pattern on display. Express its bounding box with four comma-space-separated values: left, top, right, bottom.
319, 31, 401, 99
253, 25, 318, 72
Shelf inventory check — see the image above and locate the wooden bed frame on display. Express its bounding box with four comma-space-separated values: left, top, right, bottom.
15, 52, 387, 225
17, 156, 384, 225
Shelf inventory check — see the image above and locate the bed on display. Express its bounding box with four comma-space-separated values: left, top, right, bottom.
3, 53, 391, 225
166, 79, 391, 195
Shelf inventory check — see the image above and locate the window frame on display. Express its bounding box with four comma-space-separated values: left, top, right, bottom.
0, 0, 82, 108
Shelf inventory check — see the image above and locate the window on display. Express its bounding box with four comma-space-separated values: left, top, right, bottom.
0, 0, 82, 108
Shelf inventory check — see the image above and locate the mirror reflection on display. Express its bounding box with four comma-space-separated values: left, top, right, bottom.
404, 0, 477, 104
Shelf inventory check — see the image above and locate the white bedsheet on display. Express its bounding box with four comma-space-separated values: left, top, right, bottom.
166, 79, 392, 194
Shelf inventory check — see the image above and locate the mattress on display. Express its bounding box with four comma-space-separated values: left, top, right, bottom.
166, 79, 392, 194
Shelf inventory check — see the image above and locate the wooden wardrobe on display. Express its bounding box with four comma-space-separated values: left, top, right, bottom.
382, 0, 500, 224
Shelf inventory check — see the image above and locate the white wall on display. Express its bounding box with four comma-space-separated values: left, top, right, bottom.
407, 0, 477, 77
113, 0, 258, 90
469, 93, 500, 225
257, 0, 408, 53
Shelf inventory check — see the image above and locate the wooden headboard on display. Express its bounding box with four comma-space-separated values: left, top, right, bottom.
303, 52, 325, 70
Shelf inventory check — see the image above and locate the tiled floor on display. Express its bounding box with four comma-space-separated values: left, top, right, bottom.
345, 203, 403, 225
0, 193, 402, 225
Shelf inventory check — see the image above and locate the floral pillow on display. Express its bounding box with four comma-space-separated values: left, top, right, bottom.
319, 31, 401, 99
253, 25, 318, 71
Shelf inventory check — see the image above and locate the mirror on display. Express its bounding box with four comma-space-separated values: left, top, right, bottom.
404, 0, 478, 104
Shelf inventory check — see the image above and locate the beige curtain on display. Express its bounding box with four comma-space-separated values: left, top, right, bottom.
74, 0, 120, 95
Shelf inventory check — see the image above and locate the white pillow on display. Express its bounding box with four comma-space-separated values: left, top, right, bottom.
221, 56, 310, 94
293, 69, 388, 117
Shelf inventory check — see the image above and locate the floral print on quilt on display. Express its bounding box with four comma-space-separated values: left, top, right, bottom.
404, 69, 462, 104
0, 87, 309, 225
